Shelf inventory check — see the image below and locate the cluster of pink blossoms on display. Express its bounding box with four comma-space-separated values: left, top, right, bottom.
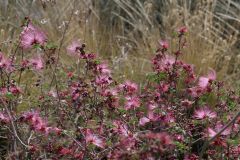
194, 106, 217, 120
20, 22, 47, 49
0, 22, 239, 160
20, 111, 61, 135
0, 52, 13, 72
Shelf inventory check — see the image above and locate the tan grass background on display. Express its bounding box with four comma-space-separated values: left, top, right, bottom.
0, 0, 239, 86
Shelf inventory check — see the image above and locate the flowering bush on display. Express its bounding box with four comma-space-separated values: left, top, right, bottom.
0, 20, 239, 159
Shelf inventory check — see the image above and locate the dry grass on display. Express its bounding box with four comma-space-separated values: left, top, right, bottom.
0, 0, 239, 86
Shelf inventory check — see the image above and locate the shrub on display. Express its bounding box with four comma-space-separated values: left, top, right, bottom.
0, 19, 239, 159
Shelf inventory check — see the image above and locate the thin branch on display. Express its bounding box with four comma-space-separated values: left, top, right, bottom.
0, 98, 30, 148
199, 110, 240, 159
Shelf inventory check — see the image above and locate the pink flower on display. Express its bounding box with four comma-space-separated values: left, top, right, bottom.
113, 120, 130, 137
163, 55, 175, 66
48, 90, 58, 98
116, 136, 136, 150
58, 147, 72, 155
9, 85, 21, 95
184, 154, 198, 160
148, 103, 157, 110
139, 102, 160, 126
124, 96, 140, 110
178, 26, 187, 35
229, 145, 240, 158
158, 82, 169, 93
0, 87, 7, 96
207, 128, 217, 138
20, 23, 47, 49
101, 88, 118, 97
159, 40, 169, 50
198, 69, 216, 89
0, 53, 13, 72
145, 132, 172, 145
198, 77, 209, 89
215, 122, 231, 136
187, 86, 203, 98
175, 134, 184, 142
139, 117, 150, 126
85, 129, 105, 148
147, 110, 159, 121
95, 75, 112, 86
185, 73, 196, 84
100, 88, 120, 108
182, 63, 194, 73
181, 99, 194, 108
194, 106, 217, 120
21, 110, 56, 135
0, 112, 10, 123
21, 60, 30, 68
84, 53, 97, 60
206, 125, 230, 138
139, 112, 157, 126
67, 40, 83, 56
30, 56, 44, 70
163, 112, 176, 123
119, 80, 138, 94
96, 63, 111, 75
152, 54, 176, 72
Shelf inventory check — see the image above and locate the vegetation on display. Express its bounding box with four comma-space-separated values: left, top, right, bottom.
0, 0, 240, 159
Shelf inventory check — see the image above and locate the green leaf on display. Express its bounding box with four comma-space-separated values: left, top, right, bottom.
146, 72, 167, 83
172, 31, 178, 37
227, 100, 237, 110
33, 43, 42, 49
174, 141, 188, 152
5, 92, 14, 99
46, 42, 58, 49
95, 60, 101, 64
118, 108, 127, 114
227, 138, 240, 146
